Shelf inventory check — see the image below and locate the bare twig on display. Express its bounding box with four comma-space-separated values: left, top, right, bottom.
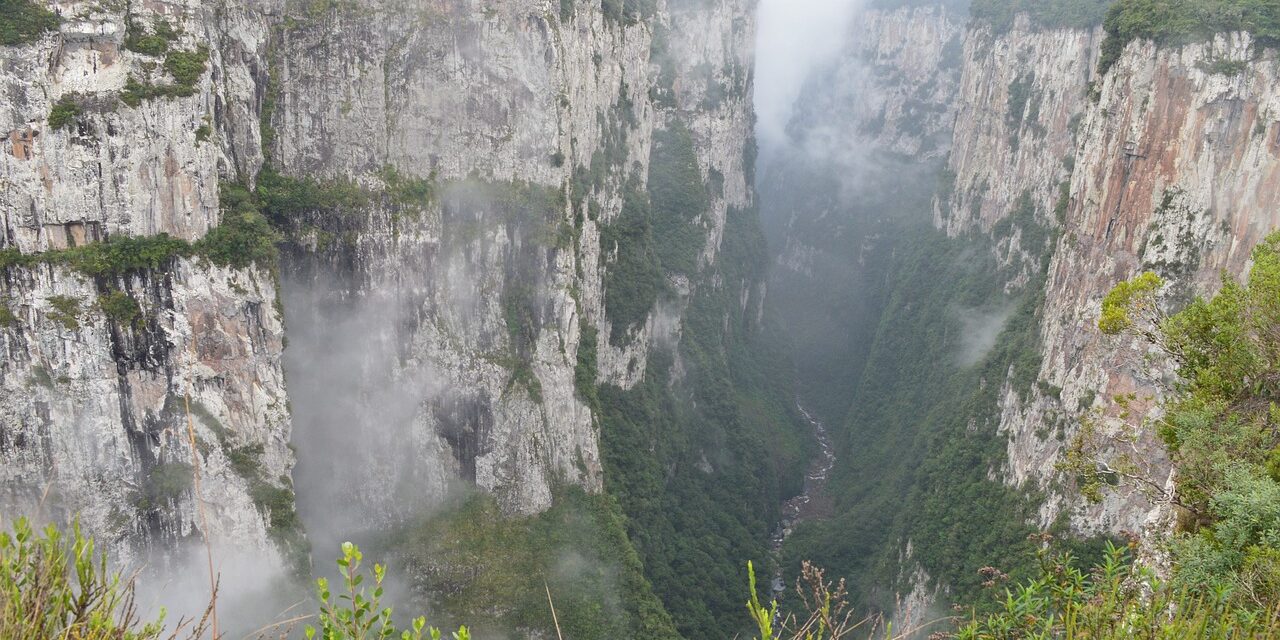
545, 582, 564, 640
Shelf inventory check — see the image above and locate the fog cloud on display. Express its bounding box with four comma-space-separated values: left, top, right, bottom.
754, 0, 863, 146
953, 304, 1015, 368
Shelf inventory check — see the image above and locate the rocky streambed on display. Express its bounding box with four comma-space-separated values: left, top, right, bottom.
770, 402, 836, 595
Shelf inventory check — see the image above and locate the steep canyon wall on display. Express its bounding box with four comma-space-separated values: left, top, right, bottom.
0, 1, 779, 637
768, 0, 1280, 626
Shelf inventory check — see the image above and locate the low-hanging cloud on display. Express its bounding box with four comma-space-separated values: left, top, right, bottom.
953, 304, 1016, 368
754, 0, 864, 147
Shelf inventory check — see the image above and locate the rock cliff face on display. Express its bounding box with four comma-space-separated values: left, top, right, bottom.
1008, 32, 1280, 534
783, 4, 963, 166
770, 1, 1280, 625
937, 25, 1280, 537
0, 0, 289, 572
0, 0, 760, 604
268, 0, 758, 540
940, 19, 1101, 238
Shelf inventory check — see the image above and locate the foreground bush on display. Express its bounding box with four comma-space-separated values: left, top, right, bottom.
0, 516, 469, 640
954, 540, 1280, 639
0, 517, 209, 639
746, 560, 921, 640
307, 541, 468, 640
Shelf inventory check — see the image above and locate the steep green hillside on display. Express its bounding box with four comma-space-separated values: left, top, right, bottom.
764, 151, 1112, 617
587, 126, 811, 639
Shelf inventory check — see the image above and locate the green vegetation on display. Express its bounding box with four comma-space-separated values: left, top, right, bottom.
575, 322, 600, 406
601, 121, 712, 342
131, 462, 194, 513
202, 183, 281, 269
953, 540, 1280, 638
970, 0, 1112, 31
0, 518, 210, 639
0, 0, 59, 46
500, 282, 544, 402
1006, 77, 1032, 145
380, 164, 436, 212
601, 184, 666, 341
781, 225, 1055, 615
993, 190, 1053, 252
0, 183, 278, 278
194, 121, 212, 143
227, 443, 264, 479
0, 234, 191, 276
257, 167, 371, 225
97, 290, 141, 326
591, 201, 810, 638
0, 302, 17, 327
47, 95, 80, 131
1005, 76, 1046, 145
309, 541, 470, 640
1097, 270, 1162, 336
119, 34, 210, 107
124, 17, 180, 57
1, 517, 471, 640
1099, 0, 1280, 74
46, 295, 81, 330
746, 561, 889, 640
1081, 231, 1280, 611
649, 123, 710, 275
601, 0, 657, 26
249, 478, 309, 577
1198, 55, 1251, 75
382, 489, 677, 639
164, 47, 210, 87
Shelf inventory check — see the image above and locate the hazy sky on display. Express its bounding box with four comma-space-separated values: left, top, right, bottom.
754, 0, 861, 146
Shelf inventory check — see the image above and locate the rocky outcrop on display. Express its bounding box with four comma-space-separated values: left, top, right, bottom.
933, 13, 1280, 546
1007, 32, 1280, 533
939, 17, 1101, 240
0, 0, 291, 572
270, 0, 757, 531
787, 5, 963, 164
1, 0, 760, 576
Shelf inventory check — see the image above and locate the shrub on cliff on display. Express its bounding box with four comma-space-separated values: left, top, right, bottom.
199, 189, 280, 269
1069, 231, 1280, 610
1099, 0, 1280, 75
48, 95, 81, 131
0, 0, 59, 46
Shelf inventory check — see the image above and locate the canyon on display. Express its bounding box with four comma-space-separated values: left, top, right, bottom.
3, 0, 1280, 637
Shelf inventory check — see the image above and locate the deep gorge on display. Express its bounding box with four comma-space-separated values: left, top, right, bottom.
3, 0, 1280, 638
